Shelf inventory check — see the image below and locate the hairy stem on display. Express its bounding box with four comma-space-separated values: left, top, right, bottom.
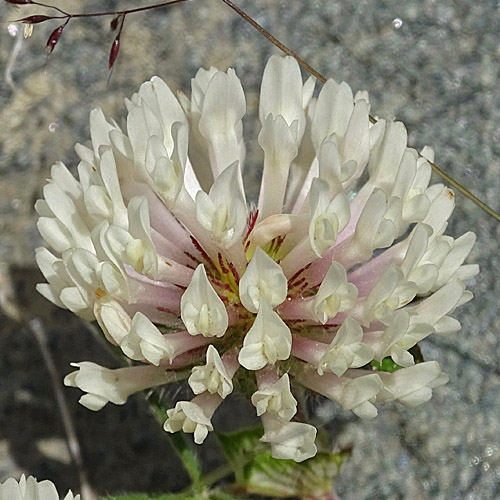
148, 391, 204, 490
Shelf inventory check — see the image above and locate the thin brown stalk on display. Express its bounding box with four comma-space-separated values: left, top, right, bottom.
29, 318, 98, 500
13, 0, 189, 20
220, 0, 500, 223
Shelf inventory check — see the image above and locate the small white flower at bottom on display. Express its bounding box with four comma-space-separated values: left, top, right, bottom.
251, 372, 297, 421
164, 392, 222, 444
0, 474, 79, 500
188, 345, 238, 398
261, 414, 317, 462
64, 362, 179, 411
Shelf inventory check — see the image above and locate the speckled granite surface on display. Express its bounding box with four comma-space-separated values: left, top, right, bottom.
0, 1, 499, 498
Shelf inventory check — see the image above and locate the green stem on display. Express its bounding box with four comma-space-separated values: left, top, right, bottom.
168, 432, 203, 486
148, 392, 203, 489
202, 464, 233, 487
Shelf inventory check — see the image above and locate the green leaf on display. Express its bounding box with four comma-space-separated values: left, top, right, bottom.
247, 450, 346, 498
216, 426, 267, 484
216, 426, 349, 498
208, 492, 246, 500
104, 491, 245, 500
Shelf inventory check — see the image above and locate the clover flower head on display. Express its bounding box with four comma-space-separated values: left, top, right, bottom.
37, 55, 477, 461
0, 475, 79, 500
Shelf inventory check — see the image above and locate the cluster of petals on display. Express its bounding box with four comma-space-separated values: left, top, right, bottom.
36, 55, 477, 462
0, 475, 79, 500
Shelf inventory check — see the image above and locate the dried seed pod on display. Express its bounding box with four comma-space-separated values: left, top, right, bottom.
46, 24, 64, 54
5, 0, 33, 4
19, 14, 50, 24
108, 37, 120, 71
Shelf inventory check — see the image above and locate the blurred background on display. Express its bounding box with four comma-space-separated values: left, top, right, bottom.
0, 0, 499, 498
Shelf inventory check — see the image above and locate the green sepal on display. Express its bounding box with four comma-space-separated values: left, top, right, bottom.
370, 357, 403, 372
216, 426, 348, 498
244, 450, 346, 498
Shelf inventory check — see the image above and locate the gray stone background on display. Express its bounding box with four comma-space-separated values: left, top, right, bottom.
0, 0, 499, 499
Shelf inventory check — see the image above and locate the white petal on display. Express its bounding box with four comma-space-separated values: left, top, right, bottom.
259, 55, 305, 141
311, 80, 354, 149
142, 76, 188, 155
261, 418, 317, 462
37, 216, 75, 254
348, 189, 397, 265
251, 373, 297, 421
318, 318, 372, 376
378, 361, 448, 408
258, 114, 299, 218
164, 395, 220, 444
99, 148, 128, 227
188, 345, 234, 398
195, 161, 247, 248
59, 287, 92, 318
313, 261, 358, 324
64, 362, 175, 410
198, 68, 246, 176
308, 178, 350, 257
130, 312, 175, 365
317, 138, 344, 190
405, 279, 466, 335
152, 155, 184, 207
422, 185, 455, 235
435, 231, 477, 289
368, 121, 407, 190
341, 374, 382, 417
239, 247, 288, 313
341, 98, 370, 178
238, 302, 292, 370
181, 264, 228, 337
95, 300, 131, 345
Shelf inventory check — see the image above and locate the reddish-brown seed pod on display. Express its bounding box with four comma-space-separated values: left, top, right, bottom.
19, 15, 50, 24
46, 24, 64, 54
108, 37, 120, 71
5, 0, 32, 4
